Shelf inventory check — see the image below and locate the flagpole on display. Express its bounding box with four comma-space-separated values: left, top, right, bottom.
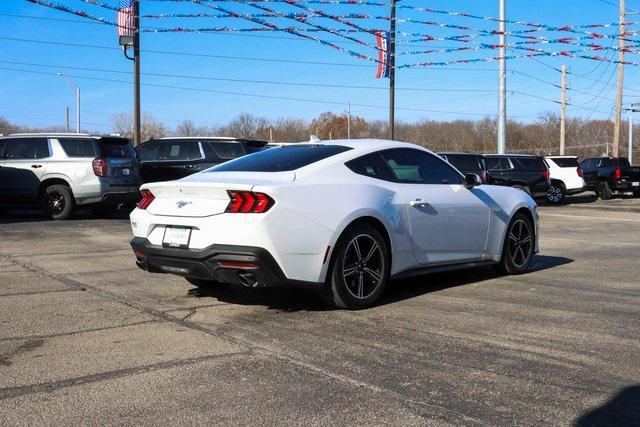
133, 0, 141, 146
389, 0, 396, 140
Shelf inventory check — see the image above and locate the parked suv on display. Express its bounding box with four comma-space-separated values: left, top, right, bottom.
0, 133, 141, 219
136, 137, 268, 183
483, 154, 551, 198
438, 152, 488, 182
544, 156, 586, 204
580, 156, 640, 199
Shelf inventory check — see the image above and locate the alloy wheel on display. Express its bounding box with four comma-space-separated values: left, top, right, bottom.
342, 234, 385, 300
508, 219, 533, 268
547, 185, 563, 203
47, 191, 66, 216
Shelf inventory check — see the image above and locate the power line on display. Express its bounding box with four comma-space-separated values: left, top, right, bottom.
0, 65, 502, 117
0, 59, 496, 93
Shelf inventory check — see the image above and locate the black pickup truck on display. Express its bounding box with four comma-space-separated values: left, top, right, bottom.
580, 156, 640, 199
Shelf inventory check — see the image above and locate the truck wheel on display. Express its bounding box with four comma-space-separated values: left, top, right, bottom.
42, 184, 75, 220
546, 183, 565, 204
597, 182, 613, 200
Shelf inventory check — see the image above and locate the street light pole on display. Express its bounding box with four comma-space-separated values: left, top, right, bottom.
57, 73, 80, 133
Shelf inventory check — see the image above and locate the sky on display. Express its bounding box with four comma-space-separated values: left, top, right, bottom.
1, 0, 640, 133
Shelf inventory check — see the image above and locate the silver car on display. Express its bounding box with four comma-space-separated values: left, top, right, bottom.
0, 133, 142, 219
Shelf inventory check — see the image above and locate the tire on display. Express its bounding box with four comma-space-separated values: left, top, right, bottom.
89, 205, 117, 218
597, 181, 613, 200
41, 184, 75, 220
323, 223, 390, 310
185, 277, 227, 287
498, 212, 535, 275
512, 185, 531, 195
546, 182, 566, 204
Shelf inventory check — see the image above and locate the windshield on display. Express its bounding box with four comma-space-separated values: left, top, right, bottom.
209, 144, 352, 172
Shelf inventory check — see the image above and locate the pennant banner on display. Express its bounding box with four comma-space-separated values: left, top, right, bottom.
375, 31, 390, 78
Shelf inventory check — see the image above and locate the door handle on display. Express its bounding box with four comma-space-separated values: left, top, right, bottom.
410, 199, 430, 207
31, 164, 42, 169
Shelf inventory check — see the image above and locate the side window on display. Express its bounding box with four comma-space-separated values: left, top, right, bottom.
5, 138, 49, 160
345, 153, 395, 182
137, 141, 162, 162
160, 140, 201, 161
0, 140, 6, 158
381, 149, 464, 185
58, 138, 96, 157
485, 156, 512, 171
209, 142, 244, 160
512, 157, 545, 170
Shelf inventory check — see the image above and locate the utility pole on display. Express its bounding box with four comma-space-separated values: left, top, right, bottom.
133, 0, 141, 145
497, 0, 507, 154
560, 65, 567, 155
269, 127, 273, 142
65, 106, 69, 133
389, 0, 396, 140
347, 101, 351, 139
613, 0, 626, 157
628, 102, 640, 163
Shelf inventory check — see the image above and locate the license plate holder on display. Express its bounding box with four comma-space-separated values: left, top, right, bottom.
122, 168, 131, 176
162, 226, 192, 248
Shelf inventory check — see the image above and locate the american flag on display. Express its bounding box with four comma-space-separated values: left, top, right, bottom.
117, 0, 134, 37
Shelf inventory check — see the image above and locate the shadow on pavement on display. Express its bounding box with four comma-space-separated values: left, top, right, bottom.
0, 207, 132, 224
188, 254, 573, 311
574, 385, 640, 426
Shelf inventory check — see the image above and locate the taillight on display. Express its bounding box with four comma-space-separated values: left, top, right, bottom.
92, 158, 107, 177
226, 191, 273, 213
543, 169, 550, 181
613, 167, 622, 180
577, 166, 583, 177
137, 189, 155, 209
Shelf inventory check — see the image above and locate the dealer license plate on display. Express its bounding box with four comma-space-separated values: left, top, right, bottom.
162, 226, 191, 248
122, 168, 131, 176
632, 182, 639, 187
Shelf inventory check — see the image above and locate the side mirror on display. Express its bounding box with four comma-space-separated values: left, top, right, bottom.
465, 173, 482, 188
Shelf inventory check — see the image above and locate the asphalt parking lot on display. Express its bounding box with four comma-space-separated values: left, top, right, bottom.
0, 195, 639, 425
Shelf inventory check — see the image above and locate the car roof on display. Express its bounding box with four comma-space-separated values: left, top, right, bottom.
1, 133, 128, 141
320, 138, 433, 154
547, 155, 577, 159
483, 153, 542, 158
438, 152, 482, 156
156, 136, 267, 143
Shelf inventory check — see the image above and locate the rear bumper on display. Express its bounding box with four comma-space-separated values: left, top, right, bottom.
610, 181, 640, 192
130, 237, 322, 288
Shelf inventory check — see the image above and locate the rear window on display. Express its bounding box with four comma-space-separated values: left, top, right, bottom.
616, 157, 631, 167
58, 138, 96, 157
209, 142, 245, 160
97, 138, 136, 159
512, 157, 546, 170
445, 154, 483, 172
549, 157, 579, 168
209, 144, 352, 172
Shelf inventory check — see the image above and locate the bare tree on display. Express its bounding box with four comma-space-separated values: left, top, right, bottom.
175, 120, 198, 137
111, 112, 167, 145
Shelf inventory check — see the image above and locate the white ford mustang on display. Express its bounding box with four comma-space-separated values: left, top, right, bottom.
130, 139, 539, 309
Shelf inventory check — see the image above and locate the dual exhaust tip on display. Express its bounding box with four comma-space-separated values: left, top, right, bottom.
238, 272, 262, 288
